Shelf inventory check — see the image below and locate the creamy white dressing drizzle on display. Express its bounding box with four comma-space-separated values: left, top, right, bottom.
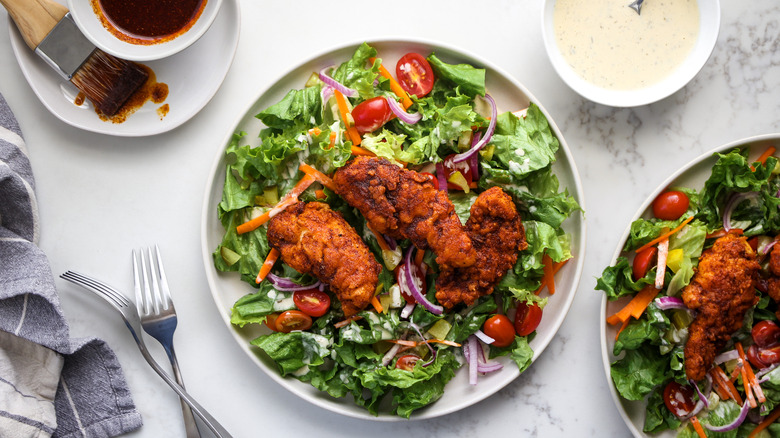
553, 0, 700, 90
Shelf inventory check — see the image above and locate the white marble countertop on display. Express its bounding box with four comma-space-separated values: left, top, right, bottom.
1, 1, 779, 436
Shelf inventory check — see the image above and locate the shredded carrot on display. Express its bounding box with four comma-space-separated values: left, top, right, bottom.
299, 163, 337, 191
749, 405, 780, 437
741, 365, 758, 408
308, 127, 322, 136
414, 248, 425, 266
534, 258, 570, 295
541, 254, 555, 295
327, 131, 336, 150
606, 285, 659, 326
333, 89, 362, 146
689, 416, 707, 438
635, 216, 695, 254
369, 57, 413, 109
387, 339, 417, 347
371, 296, 384, 313
615, 318, 630, 341
365, 222, 391, 252
255, 248, 280, 284
737, 342, 766, 403
350, 145, 376, 156
713, 365, 743, 405
314, 189, 326, 199
751, 145, 776, 171
709, 369, 731, 401
420, 339, 461, 347
334, 315, 362, 328
236, 175, 315, 234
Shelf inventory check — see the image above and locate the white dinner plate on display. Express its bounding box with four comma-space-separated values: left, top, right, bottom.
7, 0, 240, 137
600, 133, 780, 436
201, 38, 586, 420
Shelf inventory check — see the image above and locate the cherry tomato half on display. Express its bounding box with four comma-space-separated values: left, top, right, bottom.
264, 313, 279, 332
395, 354, 420, 371
757, 345, 780, 368
439, 154, 477, 190
351, 96, 394, 134
395, 53, 435, 97
514, 302, 543, 337
293, 288, 331, 317
748, 344, 769, 369
663, 381, 697, 418
483, 314, 516, 347
632, 246, 658, 281
275, 310, 313, 333
752, 320, 780, 348
652, 191, 690, 220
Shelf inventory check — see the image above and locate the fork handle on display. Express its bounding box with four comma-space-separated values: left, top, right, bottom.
137, 344, 233, 438
167, 346, 202, 438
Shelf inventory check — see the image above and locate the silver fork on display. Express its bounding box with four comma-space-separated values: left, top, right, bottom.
60, 270, 233, 438
133, 246, 200, 438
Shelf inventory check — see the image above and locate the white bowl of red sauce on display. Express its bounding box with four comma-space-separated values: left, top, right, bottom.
67, 0, 223, 61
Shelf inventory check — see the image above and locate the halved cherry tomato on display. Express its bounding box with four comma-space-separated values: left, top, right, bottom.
748, 236, 760, 252
652, 191, 690, 220
395, 53, 435, 97
439, 154, 477, 190
748, 344, 769, 369
632, 246, 658, 280
293, 288, 331, 317
752, 320, 780, 348
264, 313, 279, 332
757, 345, 780, 368
395, 354, 420, 371
483, 314, 516, 347
275, 310, 313, 333
514, 302, 543, 337
663, 381, 697, 418
351, 96, 394, 134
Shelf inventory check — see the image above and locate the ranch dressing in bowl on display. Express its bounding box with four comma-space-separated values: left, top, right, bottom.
553, 0, 700, 90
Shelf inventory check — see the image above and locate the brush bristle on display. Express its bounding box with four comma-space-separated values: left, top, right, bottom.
70, 50, 149, 116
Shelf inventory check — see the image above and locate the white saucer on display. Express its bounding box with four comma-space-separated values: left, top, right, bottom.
7, 0, 240, 137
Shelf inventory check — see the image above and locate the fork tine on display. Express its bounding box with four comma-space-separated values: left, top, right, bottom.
132, 250, 145, 315
146, 246, 164, 314
139, 249, 156, 315
153, 245, 173, 311
61, 271, 131, 308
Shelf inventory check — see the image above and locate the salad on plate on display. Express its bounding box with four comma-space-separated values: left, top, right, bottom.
598, 146, 780, 437
212, 42, 580, 417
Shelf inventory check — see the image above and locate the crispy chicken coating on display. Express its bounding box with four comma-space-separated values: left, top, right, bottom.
682, 233, 760, 381
435, 187, 527, 309
333, 156, 477, 269
266, 201, 381, 316
764, 239, 780, 318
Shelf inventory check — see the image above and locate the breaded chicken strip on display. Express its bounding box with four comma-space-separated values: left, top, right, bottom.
764, 239, 780, 318
435, 187, 527, 309
266, 201, 381, 316
333, 156, 477, 269
682, 233, 760, 381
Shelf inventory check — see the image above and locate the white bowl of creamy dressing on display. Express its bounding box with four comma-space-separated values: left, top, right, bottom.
542, 0, 720, 107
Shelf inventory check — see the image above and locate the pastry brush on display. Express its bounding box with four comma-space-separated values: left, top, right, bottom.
1, 0, 148, 116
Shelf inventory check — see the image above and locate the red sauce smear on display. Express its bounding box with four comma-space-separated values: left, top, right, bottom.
92, 0, 207, 45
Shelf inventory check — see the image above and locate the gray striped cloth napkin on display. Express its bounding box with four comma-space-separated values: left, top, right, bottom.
0, 93, 142, 437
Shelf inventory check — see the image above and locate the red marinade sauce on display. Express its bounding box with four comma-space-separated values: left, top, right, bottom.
94, 0, 206, 44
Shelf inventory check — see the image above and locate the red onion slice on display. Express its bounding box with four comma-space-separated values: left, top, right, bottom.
477, 361, 503, 373
266, 273, 321, 291
381, 342, 403, 367
318, 65, 358, 98
690, 377, 711, 409
714, 349, 739, 364
321, 84, 334, 104
400, 302, 415, 319
403, 246, 443, 315
467, 335, 478, 385
654, 296, 687, 311
452, 94, 497, 164
386, 96, 422, 124
474, 329, 495, 345
722, 191, 760, 232
702, 399, 751, 432
435, 162, 448, 192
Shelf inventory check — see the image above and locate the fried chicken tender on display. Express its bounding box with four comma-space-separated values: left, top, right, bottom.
266, 201, 381, 316
682, 233, 760, 381
435, 187, 527, 309
764, 239, 780, 318
333, 156, 477, 269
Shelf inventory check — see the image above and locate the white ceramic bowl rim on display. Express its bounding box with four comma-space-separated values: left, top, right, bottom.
541, 0, 721, 107
67, 0, 223, 61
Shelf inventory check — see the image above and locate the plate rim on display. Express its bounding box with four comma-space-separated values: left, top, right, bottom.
599, 132, 780, 437
200, 36, 587, 421
6, 0, 240, 137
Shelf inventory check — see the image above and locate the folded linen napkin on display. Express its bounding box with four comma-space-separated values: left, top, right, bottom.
0, 93, 142, 437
